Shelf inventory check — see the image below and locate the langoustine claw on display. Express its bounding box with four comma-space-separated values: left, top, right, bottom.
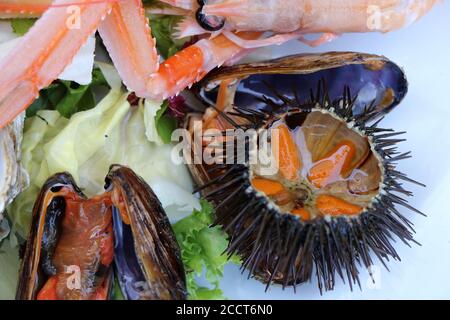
98, 0, 260, 99
0, 0, 50, 18
0, 0, 113, 129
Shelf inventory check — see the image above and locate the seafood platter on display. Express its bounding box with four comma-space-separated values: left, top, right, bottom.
0, 0, 448, 300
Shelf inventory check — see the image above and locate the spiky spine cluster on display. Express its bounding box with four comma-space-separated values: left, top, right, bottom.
197, 83, 424, 292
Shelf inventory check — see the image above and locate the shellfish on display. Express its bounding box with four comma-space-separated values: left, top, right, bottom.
0, 0, 438, 129
185, 52, 423, 292
0, 114, 28, 240
16, 165, 186, 300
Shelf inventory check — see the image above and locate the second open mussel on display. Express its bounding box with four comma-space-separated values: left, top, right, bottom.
16, 165, 186, 300
198, 51, 408, 119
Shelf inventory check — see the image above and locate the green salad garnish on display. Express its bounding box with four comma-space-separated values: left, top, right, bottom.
174, 200, 240, 300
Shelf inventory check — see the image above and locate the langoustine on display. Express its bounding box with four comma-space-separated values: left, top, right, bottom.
169, 0, 439, 47
0, 0, 438, 130
200, 0, 438, 33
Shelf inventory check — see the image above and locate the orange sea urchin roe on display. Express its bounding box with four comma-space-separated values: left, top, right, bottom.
315, 195, 363, 216
251, 111, 380, 220
291, 208, 311, 221
308, 140, 356, 188
252, 178, 286, 196
272, 124, 301, 181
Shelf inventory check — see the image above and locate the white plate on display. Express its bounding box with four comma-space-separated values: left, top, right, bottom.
221, 2, 450, 300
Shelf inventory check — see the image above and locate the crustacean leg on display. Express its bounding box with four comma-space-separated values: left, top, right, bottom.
0, 0, 114, 129
99, 0, 260, 99
0, 0, 257, 128
0, 0, 50, 17
0, 0, 119, 18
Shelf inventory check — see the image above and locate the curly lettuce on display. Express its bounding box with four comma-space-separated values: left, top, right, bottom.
173, 200, 240, 300
149, 14, 185, 59
10, 19, 35, 36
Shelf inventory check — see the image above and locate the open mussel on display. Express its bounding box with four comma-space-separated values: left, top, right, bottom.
107, 165, 186, 300
198, 52, 408, 120
16, 165, 186, 300
186, 52, 422, 292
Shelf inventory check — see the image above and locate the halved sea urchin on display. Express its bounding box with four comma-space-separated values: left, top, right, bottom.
187, 53, 423, 292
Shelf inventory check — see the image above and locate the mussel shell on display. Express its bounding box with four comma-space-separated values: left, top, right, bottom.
107, 165, 187, 300
17, 166, 187, 300
198, 52, 408, 119
16, 173, 86, 300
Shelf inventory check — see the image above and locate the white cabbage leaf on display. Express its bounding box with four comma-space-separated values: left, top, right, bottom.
144, 99, 164, 145
9, 89, 199, 236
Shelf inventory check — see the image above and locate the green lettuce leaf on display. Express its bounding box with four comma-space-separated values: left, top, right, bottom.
148, 15, 185, 59
27, 68, 108, 118
156, 100, 177, 144
173, 200, 240, 300
10, 19, 36, 36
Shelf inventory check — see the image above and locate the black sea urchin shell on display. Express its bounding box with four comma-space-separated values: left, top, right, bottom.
194, 84, 424, 292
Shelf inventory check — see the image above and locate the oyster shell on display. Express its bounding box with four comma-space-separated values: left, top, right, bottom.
0, 114, 28, 240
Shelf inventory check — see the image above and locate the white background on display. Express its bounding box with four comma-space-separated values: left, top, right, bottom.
221, 1, 450, 300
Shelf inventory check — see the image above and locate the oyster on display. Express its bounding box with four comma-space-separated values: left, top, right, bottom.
16, 165, 186, 300
0, 114, 28, 240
